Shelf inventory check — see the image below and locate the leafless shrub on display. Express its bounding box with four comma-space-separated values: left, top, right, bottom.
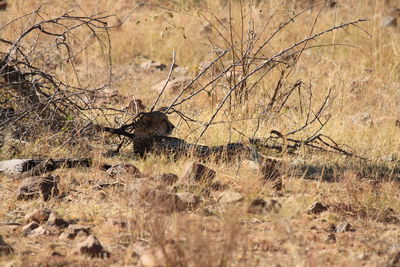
0, 4, 112, 142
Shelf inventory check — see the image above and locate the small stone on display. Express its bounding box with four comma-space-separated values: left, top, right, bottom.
218, 191, 244, 204
395, 119, 400, 128
22, 221, 39, 236
182, 162, 216, 183
140, 60, 167, 71
0, 1, 7, 11
176, 192, 201, 209
151, 76, 192, 93
381, 16, 397, 27
157, 173, 178, 185
59, 231, 76, 240
46, 212, 69, 228
141, 189, 188, 212
17, 175, 59, 201
24, 208, 52, 224
248, 198, 282, 215
325, 233, 336, 243
308, 202, 328, 214
209, 181, 228, 191
106, 163, 141, 177
336, 222, 353, 233
388, 251, 400, 267
29, 225, 51, 237
60, 225, 91, 239
75, 235, 110, 258
0, 235, 13, 256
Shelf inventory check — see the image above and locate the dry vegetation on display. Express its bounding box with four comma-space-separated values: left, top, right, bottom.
1, 0, 400, 266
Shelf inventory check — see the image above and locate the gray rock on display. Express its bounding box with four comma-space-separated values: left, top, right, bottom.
157, 173, 178, 185
46, 212, 69, 228
29, 225, 51, 237
182, 162, 216, 183
0, 235, 13, 256
140, 60, 167, 71
22, 221, 40, 236
388, 251, 400, 267
336, 222, 353, 233
0, 158, 91, 176
75, 235, 110, 258
141, 189, 189, 212
59, 224, 90, 240
17, 175, 59, 201
218, 191, 244, 204
151, 76, 192, 93
381, 16, 397, 27
24, 208, 52, 224
0, 159, 32, 175
176, 192, 201, 209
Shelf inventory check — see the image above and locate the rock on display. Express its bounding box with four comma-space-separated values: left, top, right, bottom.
22, 221, 40, 236
336, 222, 353, 233
141, 189, 189, 212
397, 119, 400, 128
24, 208, 52, 224
0, 1, 7, 11
29, 225, 51, 237
182, 162, 216, 183
218, 191, 244, 204
324, 233, 336, 243
248, 198, 282, 215
75, 235, 110, 258
46, 212, 69, 228
388, 251, 400, 267
350, 112, 372, 125
157, 173, 178, 185
308, 202, 328, 214
381, 16, 397, 27
106, 163, 141, 178
0, 159, 35, 175
0, 235, 13, 256
260, 158, 282, 190
17, 175, 59, 201
138, 240, 186, 267
0, 158, 91, 176
176, 192, 201, 209
140, 60, 167, 71
126, 177, 166, 200
151, 76, 192, 93
59, 224, 90, 239
173, 66, 189, 76
209, 181, 228, 191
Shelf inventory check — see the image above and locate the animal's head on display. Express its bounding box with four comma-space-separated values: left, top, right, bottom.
134, 111, 174, 137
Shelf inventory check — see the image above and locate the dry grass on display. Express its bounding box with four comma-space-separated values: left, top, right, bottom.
1, 0, 400, 266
